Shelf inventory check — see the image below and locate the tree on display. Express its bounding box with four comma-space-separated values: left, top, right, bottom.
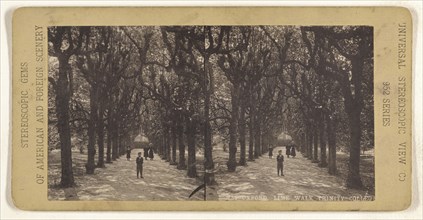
202, 26, 228, 183
76, 27, 114, 174
303, 26, 373, 188
48, 26, 88, 187
216, 27, 251, 172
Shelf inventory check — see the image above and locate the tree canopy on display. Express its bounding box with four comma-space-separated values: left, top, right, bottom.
48, 25, 374, 190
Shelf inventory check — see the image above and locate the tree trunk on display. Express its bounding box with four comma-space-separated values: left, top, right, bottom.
123, 134, 130, 156
238, 95, 247, 166
307, 129, 313, 160
171, 123, 177, 165
343, 58, 365, 189
254, 89, 261, 158
346, 109, 363, 188
166, 126, 171, 162
116, 122, 122, 159
248, 122, 255, 161
56, 56, 74, 187
106, 124, 112, 163
312, 125, 319, 163
248, 128, 255, 161
118, 132, 125, 157
227, 84, 239, 172
97, 101, 105, 168
254, 116, 261, 158
248, 87, 255, 161
186, 116, 197, 178
86, 85, 98, 174
177, 116, 187, 170
117, 132, 121, 157
162, 128, 168, 161
111, 118, 118, 161
301, 132, 306, 156
158, 135, 163, 157
318, 113, 328, 167
261, 132, 268, 155
204, 55, 215, 185
327, 114, 337, 175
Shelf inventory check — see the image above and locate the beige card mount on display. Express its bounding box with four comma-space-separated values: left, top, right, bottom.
12, 7, 412, 211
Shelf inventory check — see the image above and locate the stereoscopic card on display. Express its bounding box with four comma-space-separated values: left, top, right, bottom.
11, 7, 412, 211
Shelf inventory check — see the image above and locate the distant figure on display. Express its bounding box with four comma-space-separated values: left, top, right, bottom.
148, 147, 154, 160
285, 145, 291, 158
268, 146, 273, 159
136, 152, 144, 178
276, 150, 284, 176
143, 148, 148, 160
126, 146, 131, 161
290, 145, 296, 158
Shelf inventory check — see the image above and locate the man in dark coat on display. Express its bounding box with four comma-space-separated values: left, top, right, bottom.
143, 148, 148, 160
148, 147, 154, 160
276, 150, 284, 176
126, 146, 132, 161
136, 152, 144, 178
268, 146, 273, 159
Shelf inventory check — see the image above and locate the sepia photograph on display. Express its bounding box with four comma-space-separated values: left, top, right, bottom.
47, 25, 375, 201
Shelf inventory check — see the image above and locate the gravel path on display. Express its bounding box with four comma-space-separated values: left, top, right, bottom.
48, 146, 373, 201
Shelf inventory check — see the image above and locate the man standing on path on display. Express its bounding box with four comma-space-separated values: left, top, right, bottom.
285, 145, 291, 158
126, 146, 132, 161
269, 146, 273, 159
143, 148, 148, 160
277, 150, 284, 176
136, 152, 144, 178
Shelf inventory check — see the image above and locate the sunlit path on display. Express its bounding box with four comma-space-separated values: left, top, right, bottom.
48, 146, 373, 201
48, 149, 204, 200
214, 147, 372, 201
